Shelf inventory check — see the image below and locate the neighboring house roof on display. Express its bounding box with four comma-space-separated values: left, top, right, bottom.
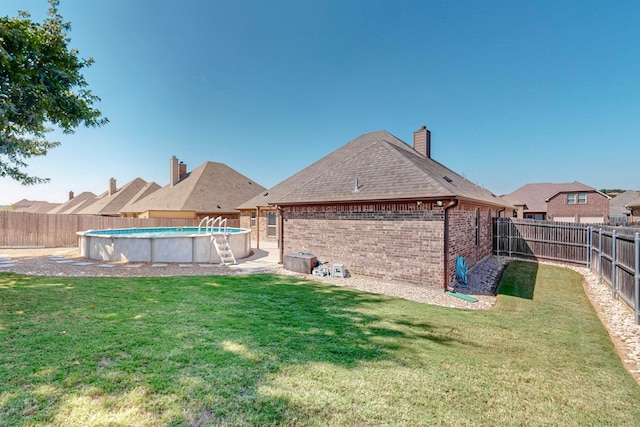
76, 178, 152, 216
119, 181, 162, 214
10, 199, 61, 213
48, 191, 98, 215
239, 130, 511, 209
610, 190, 640, 216
122, 161, 266, 214
504, 182, 603, 213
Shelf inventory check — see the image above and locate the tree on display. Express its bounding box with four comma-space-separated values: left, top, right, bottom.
0, 0, 107, 185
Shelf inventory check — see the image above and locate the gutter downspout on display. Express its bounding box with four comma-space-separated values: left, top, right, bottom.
277, 205, 284, 264
443, 199, 459, 292
256, 207, 260, 249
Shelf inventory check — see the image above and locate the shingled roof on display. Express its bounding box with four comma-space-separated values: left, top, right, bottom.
76, 178, 155, 216
122, 161, 265, 215
610, 190, 640, 216
504, 182, 604, 213
119, 181, 162, 214
239, 130, 510, 209
48, 191, 97, 215
8, 199, 60, 213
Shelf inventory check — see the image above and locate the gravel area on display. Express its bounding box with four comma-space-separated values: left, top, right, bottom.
1, 247, 639, 384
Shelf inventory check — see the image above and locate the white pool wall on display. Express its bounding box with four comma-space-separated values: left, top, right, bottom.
77, 228, 252, 263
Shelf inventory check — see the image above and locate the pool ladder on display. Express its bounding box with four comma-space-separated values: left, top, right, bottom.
203, 216, 236, 265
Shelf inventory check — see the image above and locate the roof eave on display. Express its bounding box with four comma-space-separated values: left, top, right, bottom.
269, 195, 513, 209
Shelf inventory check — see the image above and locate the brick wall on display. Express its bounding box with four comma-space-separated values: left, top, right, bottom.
547, 191, 610, 222
239, 210, 254, 239
447, 203, 495, 286
282, 202, 446, 287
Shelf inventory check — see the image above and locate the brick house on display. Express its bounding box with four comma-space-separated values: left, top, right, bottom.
122, 156, 266, 223
75, 178, 160, 217
504, 182, 610, 223
239, 127, 514, 289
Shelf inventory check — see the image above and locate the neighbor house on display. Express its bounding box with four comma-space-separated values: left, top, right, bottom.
613, 190, 640, 224
121, 156, 265, 223
6, 199, 60, 213
504, 182, 610, 223
239, 126, 514, 289
76, 178, 160, 217
48, 191, 98, 215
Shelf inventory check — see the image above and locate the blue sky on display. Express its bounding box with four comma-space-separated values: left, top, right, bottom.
1, 0, 639, 205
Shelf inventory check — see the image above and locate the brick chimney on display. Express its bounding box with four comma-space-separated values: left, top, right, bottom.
68, 191, 74, 200
108, 178, 117, 196
413, 125, 431, 158
170, 156, 179, 187
179, 161, 187, 181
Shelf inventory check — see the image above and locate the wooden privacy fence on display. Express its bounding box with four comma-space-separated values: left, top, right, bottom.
591, 228, 640, 323
494, 218, 640, 324
494, 218, 590, 264
0, 211, 199, 247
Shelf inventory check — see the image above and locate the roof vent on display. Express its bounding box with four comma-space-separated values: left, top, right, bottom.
443, 176, 453, 183
354, 177, 362, 192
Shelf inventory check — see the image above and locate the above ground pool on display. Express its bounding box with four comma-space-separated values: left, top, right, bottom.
77, 227, 252, 263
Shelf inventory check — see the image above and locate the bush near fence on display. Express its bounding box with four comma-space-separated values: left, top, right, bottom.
494, 218, 640, 324
0, 211, 207, 248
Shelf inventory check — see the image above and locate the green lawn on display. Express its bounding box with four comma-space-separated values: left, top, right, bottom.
1, 261, 639, 426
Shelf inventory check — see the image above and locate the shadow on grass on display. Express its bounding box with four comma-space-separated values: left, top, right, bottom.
496, 260, 539, 300
0, 272, 464, 425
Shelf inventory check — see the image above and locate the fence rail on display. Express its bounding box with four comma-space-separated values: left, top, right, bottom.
0, 211, 199, 248
494, 218, 640, 324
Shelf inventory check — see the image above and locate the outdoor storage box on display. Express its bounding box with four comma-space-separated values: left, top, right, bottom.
283, 253, 317, 274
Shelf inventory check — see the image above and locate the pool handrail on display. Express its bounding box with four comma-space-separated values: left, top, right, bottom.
197, 216, 210, 234
210, 216, 229, 235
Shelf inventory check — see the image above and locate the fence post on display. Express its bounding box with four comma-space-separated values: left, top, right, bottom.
598, 228, 603, 283
494, 218, 500, 256
508, 219, 512, 258
586, 226, 592, 269
635, 232, 640, 325
612, 229, 617, 299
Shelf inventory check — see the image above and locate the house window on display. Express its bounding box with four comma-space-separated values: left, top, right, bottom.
267, 211, 276, 237
525, 213, 544, 220
250, 211, 256, 227
567, 194, 576, 204
578, 193, 587, 204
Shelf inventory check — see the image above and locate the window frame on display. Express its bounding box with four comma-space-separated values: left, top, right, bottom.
577, 193, 587, 204
267, 211, 277, 237
567, 193, 576, 204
